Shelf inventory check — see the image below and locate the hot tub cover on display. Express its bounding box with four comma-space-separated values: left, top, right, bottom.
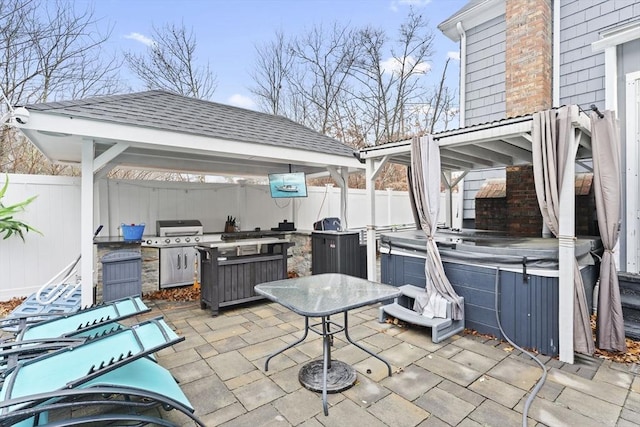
380, 229, 602, 271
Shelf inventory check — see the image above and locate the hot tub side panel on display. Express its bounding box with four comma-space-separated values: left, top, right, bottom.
444, 263, 560, 356
381, 252, 596, 356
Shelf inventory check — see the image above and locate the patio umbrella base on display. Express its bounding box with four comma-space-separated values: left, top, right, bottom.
298, 359, 356, 393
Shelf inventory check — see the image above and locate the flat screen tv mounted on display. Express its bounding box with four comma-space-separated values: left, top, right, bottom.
269, 172, 308, 198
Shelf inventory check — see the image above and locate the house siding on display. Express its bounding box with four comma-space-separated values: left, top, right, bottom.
462, 167, 505, 226
465, 14, 506, 126
459, 0, 639, 228
558, 0, 639, 108
559, 0, 640, 268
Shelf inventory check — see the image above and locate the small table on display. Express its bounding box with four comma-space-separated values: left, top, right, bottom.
254, 273, 401, 415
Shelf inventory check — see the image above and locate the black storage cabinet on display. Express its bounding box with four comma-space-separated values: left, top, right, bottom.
197, 241, 292, 316
312, 231, 364, 277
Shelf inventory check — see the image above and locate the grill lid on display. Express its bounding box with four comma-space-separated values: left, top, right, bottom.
156, 219, 203, 236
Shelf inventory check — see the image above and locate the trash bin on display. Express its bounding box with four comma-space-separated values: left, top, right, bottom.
312, 230, 363, 277
101, 250, 142, 303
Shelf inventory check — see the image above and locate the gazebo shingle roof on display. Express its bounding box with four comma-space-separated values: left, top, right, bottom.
26, 90, 354, 157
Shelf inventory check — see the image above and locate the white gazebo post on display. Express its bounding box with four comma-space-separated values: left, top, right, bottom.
80, 139, 95, 307
326, 166, 349, 229
557, 108, 582, 364
386, 188, 392, 226
340, 168, 349, 229
365, 156, 389, 280
441, 171, 466, 229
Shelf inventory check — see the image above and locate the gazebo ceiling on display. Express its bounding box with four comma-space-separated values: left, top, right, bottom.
357, 111, 593, 172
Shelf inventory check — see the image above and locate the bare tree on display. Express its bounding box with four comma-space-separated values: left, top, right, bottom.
422, 57, 456, 133
352, 10, 435, 144
0, 0, 123, 175
248, 10, 458, 190
124, 22, 217, 100
250, 30, 294, 115
287, 23, 362, 135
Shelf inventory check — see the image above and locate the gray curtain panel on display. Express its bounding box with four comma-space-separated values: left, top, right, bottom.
591, 110, 627, 352
532, 107, 595, 356
410, 136, 464, 320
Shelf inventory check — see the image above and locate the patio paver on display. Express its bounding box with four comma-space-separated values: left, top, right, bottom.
135, 299, 639, 426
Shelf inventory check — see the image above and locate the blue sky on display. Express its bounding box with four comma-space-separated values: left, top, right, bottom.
87, 0, 467, 109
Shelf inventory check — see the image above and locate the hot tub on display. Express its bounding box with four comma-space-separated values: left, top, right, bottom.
379, 229, 602, 356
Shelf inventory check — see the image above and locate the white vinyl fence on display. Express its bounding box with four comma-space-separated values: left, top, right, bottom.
0, 174, 81, 301
1, 174, 461, 300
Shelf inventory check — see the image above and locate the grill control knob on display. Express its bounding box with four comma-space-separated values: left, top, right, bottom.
175, 237, 181, 243
146, 239, 152, 245
164, 238, 171, 244
185, 237, 191, 243
194, 236, 200, 242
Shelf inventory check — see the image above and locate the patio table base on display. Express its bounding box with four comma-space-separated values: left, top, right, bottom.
298, 359, 356, 393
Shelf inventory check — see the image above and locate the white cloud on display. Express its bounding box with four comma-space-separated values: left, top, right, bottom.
447, 51, 460, 61
390, 0, 432, 11
380, 56, 431, 76
228, 94, 257, 110
124, 32, 154, 47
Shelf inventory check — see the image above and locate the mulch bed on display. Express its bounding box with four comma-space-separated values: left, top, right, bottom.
1, 287, 638, 364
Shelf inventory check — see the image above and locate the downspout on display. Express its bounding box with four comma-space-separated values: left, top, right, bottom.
456, 22, 467, 128
456, 22, 467, 229
552, 0, 560, 107
544, 0, 557, 238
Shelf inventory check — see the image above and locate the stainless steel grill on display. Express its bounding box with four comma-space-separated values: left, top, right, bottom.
152, 220, 205, 289
156, 219, 203, 237
143, 220, 204, 246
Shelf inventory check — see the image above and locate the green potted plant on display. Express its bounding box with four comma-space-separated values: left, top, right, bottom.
0, 175, 41, 241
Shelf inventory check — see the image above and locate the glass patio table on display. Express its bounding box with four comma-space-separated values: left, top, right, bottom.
254, 273, 402, 416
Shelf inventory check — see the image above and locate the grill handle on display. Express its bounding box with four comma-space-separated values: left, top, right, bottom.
163, 230, 200, 237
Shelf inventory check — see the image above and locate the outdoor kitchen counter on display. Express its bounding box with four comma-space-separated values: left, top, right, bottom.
195, 237, 289, 251
196, 238, 294, 315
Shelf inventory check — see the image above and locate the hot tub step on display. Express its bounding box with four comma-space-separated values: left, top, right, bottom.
380, 303, 452, 329
379, 285, 464, 343
395, 284, 427, 300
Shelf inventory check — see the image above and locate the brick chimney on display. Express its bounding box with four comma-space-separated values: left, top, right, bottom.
505, 0, 553, 117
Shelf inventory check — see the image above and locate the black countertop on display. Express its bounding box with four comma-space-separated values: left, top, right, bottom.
221, 230, 285, 241
94, 236, 146, 245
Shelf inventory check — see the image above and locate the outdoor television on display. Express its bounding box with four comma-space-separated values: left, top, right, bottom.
268, 172, 308, 198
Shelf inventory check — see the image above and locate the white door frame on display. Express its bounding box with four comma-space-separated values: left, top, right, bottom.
626, 71, 640, 273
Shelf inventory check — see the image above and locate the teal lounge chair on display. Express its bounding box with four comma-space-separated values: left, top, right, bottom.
16, 296, 149, 342
0, 317, 202, 426
0, 297, 150, 375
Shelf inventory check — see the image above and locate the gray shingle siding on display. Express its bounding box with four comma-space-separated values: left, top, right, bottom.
465, 14, 506, 125
559, 0, 639, 108
451, 0, 639, 225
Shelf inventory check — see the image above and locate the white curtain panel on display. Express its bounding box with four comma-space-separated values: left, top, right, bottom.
410, 136, 464, 320
532, 107, 594, 355
591, 110, 626, 352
